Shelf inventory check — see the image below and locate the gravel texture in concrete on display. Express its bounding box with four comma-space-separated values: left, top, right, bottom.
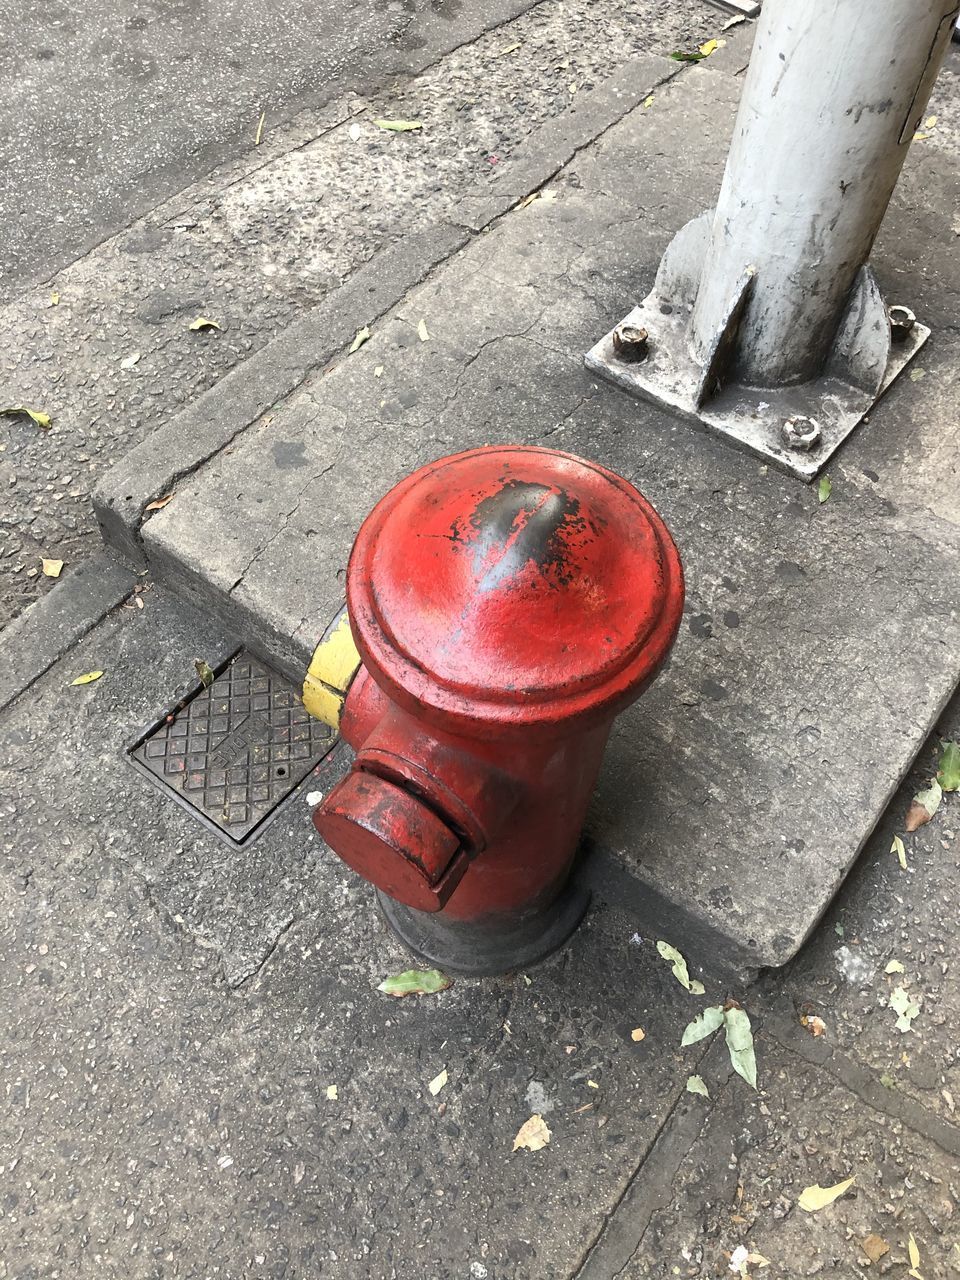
134, 56, 960, 976
3, 579, 960, 1278
0, 0, 547, 298
0, 0, 711, 629
0, 586, 719, 1277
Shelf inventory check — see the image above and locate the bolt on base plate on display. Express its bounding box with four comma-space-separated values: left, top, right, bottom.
585, 300, 929, 483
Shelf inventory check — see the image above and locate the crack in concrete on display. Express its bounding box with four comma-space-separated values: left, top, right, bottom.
227, 451, 342, 595
572, 1031, 736, 1280
765, 1009, 960, 1160
231, 914, 298, 989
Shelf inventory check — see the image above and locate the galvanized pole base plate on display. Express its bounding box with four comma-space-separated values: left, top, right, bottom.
128, 650, 335, 846
585, 301, 929, 483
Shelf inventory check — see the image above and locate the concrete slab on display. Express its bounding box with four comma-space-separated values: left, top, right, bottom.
0, 585, 726, 1277
131, 63, 960, 978
0, 550, 135, 714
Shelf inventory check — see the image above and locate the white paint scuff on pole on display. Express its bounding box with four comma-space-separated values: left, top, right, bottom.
586, 0, 959, 480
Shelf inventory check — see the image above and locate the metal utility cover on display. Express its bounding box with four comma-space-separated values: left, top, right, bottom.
129, 651, 334, 845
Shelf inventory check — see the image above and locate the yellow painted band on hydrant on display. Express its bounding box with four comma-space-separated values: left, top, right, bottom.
303, 608, 362, 730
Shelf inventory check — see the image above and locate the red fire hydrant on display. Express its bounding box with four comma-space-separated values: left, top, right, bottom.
311, 446, 684, 974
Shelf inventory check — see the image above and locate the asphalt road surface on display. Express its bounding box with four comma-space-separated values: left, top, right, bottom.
0, 0, 538, 300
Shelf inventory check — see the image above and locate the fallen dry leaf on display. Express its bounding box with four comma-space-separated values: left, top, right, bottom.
188, 316, 221, 331
71, 671, 104, 687
120, 352, 142, 369
348, 325, 371, 354
682, 1005, 725, 1046
890, 985, 920, 1033
723, 1005, 758, 1091
144, 494, 174, 512
686, 1074, 709, 1098
513, 1114, 551, 1152
417, 318, 430, 342
194, 659, 215, 689
892, 834, 908, 869
861, 1234, 889, 1263
885, 959, 905, 974
1, 405, 51, 428
496, 40, 521, 56
656, 940, 705, 994
801, 1014, 826, 1037
428, 1068, 447, 1097
49, 291, 60, 306
630, 1027, 645, 1042
374, 118, 423, 132
908, 1232, 922, 1279
905, 780, 942, 831
325, 1084, 338, 1100
254, 111, 265, 145
41, 558, 64, 579
798, 1177, 855, 1212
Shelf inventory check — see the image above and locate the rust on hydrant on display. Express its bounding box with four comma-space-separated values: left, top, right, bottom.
309, 445, 684, 975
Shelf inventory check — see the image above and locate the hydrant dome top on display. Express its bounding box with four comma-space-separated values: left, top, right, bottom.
348, 446, 684, 730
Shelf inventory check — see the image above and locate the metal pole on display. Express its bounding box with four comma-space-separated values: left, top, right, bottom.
586, 0, 959, 480
692, 0, 958, 388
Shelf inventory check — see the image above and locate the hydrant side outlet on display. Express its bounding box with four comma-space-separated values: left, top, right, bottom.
313, 446, 684, 975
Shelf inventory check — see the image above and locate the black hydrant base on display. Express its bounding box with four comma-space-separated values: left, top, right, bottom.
377, 883, 591, 978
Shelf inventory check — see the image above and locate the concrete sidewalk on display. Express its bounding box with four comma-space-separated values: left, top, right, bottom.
2, 573, 960, 1277
93, 40, 960, 978
0, 0, 709, 631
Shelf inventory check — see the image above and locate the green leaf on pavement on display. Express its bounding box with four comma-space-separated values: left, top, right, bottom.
71, 671, 104, 686
670, 50, 705, 62
656, 940, 705, 995
377, 968, 451, 998
685, 1074, 710, 1098
890, 985, 920, 1033
938, 740, 960, 792
194, 659, 215, 689
723, 1005, 757, 1089
2, 405, 51, 428
818, 475, 832, 504
681, 1005, 725, 1046
374, 118, 423, 132
348, 326, 371, 354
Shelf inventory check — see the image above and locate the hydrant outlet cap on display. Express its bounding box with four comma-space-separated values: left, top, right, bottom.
348, 447, 683, 730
